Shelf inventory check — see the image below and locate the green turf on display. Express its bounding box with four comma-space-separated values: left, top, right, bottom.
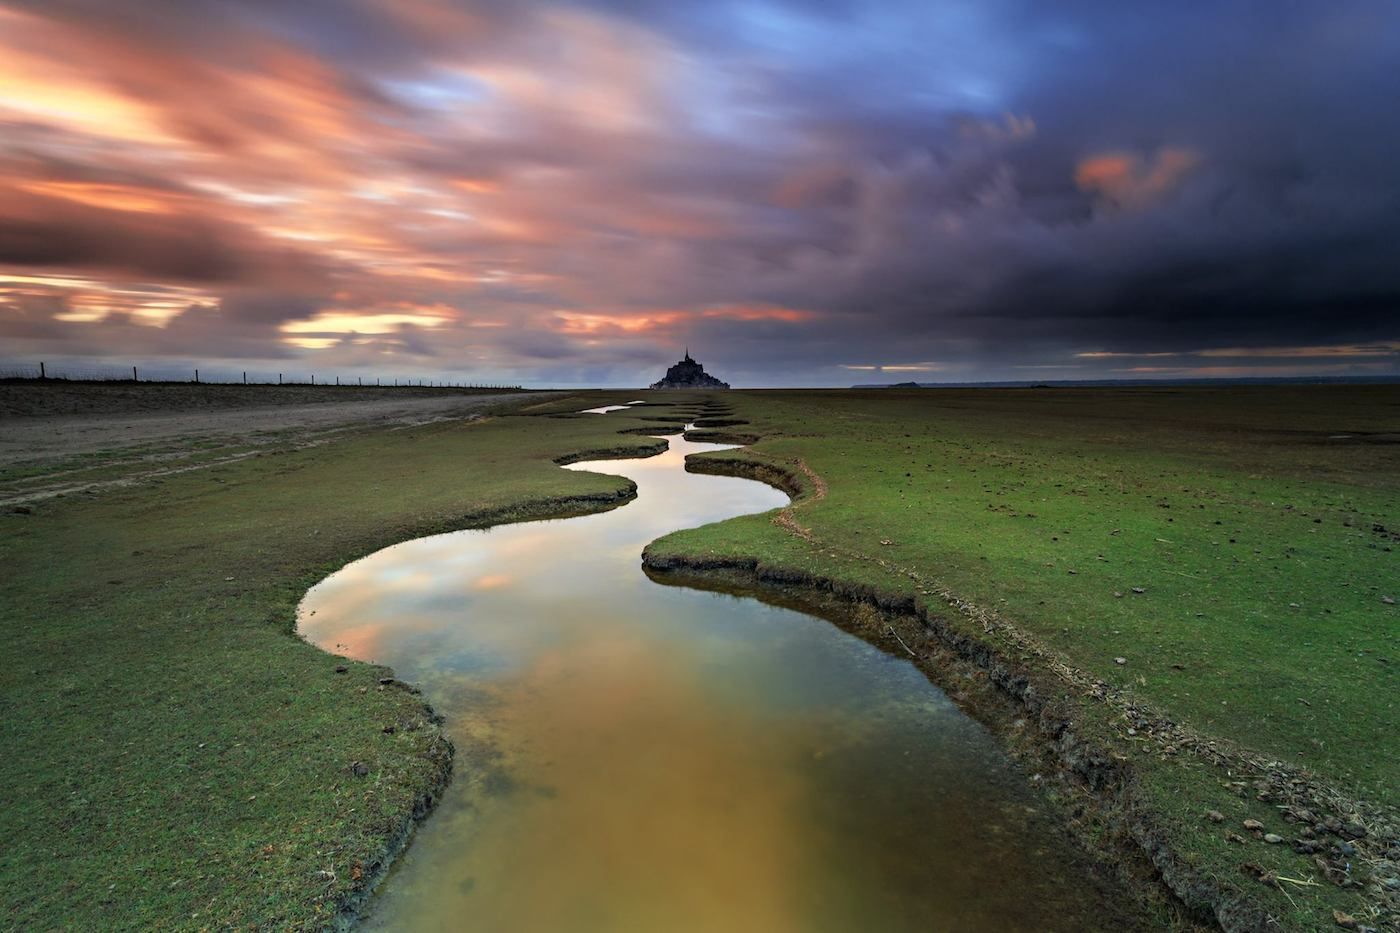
0, 395, 665, 929
645, 385, 1399, 929
4, 385, 1396, 929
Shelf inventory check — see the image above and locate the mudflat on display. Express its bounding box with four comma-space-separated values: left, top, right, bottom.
0, 383, 541, 502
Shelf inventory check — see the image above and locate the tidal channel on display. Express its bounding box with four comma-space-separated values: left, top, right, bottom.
299, 416, 1131, 931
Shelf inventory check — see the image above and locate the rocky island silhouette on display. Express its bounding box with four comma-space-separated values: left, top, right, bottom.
650, 350, 730, 389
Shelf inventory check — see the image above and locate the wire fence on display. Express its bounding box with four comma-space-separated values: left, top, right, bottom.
0, 361, 522, 391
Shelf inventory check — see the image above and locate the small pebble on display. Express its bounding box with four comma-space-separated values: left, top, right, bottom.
1206, 810, 1224, 823
1263, 833, 1284, 844
1114, 657, 1127, 665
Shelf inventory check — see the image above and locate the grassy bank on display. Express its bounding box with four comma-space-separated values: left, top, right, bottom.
0, 396, 666, 928
644, 386, 1399, 931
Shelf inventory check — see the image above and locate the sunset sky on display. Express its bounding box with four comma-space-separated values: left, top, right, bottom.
2, 0, 1398, 386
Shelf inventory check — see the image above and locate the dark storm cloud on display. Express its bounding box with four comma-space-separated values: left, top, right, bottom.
0, 186, 331, 287
644, 0, 1400, 358
1, 0, 1396, 383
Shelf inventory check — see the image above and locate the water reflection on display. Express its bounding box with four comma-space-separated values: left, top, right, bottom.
299, 429, 1131, 932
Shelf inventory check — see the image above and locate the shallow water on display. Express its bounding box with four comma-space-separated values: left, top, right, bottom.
299, 426, 1130, 932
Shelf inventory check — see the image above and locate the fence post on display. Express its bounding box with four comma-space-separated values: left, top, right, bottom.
133, 366, 138, 382
278, 373, 282, 385
195, 368, 200, 383
39, 361, 45, 379
359, 376, 362, 386
243, 371, 247, 385
311, 374, 315, 385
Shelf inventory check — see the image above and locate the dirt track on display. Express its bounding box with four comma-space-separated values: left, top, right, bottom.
0, 386, 549, 501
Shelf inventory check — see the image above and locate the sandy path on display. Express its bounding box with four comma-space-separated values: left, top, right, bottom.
0, 392, 538, 466
0, 392, 549, 503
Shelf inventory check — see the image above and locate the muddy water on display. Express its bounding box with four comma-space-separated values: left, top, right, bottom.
299, 426, 1131, 932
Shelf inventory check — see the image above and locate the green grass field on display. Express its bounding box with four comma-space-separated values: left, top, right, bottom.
645, 385, 1399, 930
0, 397, 665, 928
2, 385, 1396, 930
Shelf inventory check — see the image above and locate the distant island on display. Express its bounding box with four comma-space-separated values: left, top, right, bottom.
650, 350, 729, 389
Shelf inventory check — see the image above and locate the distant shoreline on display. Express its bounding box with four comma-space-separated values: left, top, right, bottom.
853, 374, 1400, 388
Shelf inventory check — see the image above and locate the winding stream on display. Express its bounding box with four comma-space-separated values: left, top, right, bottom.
298, 416, 1130, 931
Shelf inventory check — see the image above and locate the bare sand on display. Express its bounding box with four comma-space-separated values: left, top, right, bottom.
0, 385, 547, 502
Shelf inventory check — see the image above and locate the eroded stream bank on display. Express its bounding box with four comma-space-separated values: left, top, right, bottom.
300, 421, 1142, 931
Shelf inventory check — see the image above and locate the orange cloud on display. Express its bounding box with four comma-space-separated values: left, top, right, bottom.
552, 305, 815, 337
1075, 147, 1200, 209
16, 181, 176, 214
470, 7, 678, 135
0, 13, 174, 145
554, 311, 685, 335
0, 273, 217, 326
276, 303, 460, 350
699, 305, 815, 323
0, 2, 831, 374
450, 178, 501, 195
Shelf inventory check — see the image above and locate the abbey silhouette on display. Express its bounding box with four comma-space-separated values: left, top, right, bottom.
649, 349, 730, 389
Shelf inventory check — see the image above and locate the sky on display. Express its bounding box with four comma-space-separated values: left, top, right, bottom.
1, 0, 1398, 387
